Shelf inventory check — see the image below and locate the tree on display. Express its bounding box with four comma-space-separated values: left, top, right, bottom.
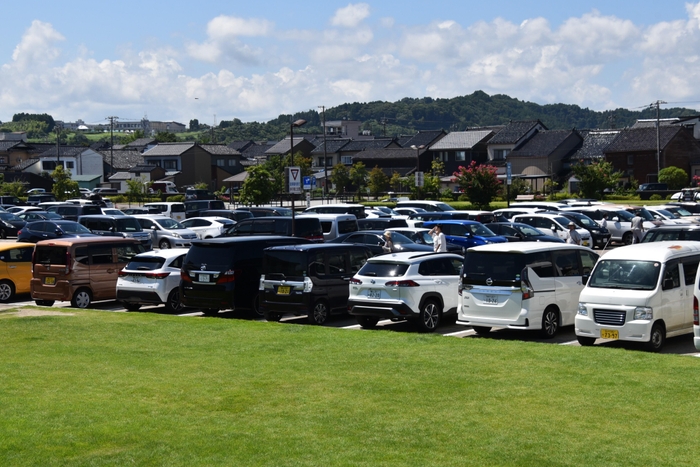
240, 165, 275, 205
155, 131, 178, 143
570, 161, 621, 199
658, 166, 688, 190
453, 161, 501, 209
367, 166, 389, 200
189, 119, 200, 131
50, 165, 80, 201
125, 177, 150, 205
331, 163, 351, 195
423, 160, 444, 199
350, 161, 368, 199
390, 171, 404, 192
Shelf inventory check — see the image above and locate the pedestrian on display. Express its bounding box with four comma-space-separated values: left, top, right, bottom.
382, 231, 394, 253
566, 222, 582, 245
600, 213, 609, 230
631, 213, 644, 243
429, 224, 447, 252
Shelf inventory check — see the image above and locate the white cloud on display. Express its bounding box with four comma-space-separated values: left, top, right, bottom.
331, 3, 370, 28
186, 15, 272, 64
11, 20, 65, 70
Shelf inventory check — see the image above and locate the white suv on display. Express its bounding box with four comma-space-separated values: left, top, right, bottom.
512, 213, 592, 247
348, 252, 463, 332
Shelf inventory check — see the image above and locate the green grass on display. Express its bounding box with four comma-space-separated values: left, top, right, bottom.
1, 309, 699, 466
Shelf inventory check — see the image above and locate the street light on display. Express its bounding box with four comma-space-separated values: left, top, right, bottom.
290, 118, 307, 236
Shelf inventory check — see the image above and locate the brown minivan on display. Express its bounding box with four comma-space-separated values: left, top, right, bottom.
31, 237, 146, 308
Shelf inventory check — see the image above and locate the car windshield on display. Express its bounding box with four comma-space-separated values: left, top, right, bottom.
467, 224, 498, 237
614, 210, 635, 221
357, 261, 409, 277
60, 223, 91, 234
633, 209, 654, 221
263, 250, 306, 277
514, 224, 546, 237
386, 231, 414, 245
669, 207, 693, 216
568, 214, 598, 228
588, 259, 660, 290
654, 209, 677, 219
0, 212, 21, 221
125, 257, 166, 271
157, 218, 184, 229
116, 218, 142, 232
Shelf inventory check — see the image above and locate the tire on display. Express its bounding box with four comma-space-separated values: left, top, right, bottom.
164, 288, 184, 313
124, 303, 141, 312
540, 307, 559, 338
0, 280, 15, 302
35, 300, 55, 306
308, 300, 330, 325
265, 312, 282, 322
472, 326, 492, 335
0, 229, 6, 240
71, 288, 92, 309
577, 336, 596, 346
251, 294, 264, 318
645, 322, 666, 352
622, 232, 633, 245
356, 315, 379, 329
159, 239, 171, 249
417, 299, 441, 332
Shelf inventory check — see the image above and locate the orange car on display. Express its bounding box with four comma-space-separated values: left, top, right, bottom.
0, 243, 35, 302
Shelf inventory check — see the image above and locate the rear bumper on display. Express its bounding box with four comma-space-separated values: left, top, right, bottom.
347, 299, 417, 318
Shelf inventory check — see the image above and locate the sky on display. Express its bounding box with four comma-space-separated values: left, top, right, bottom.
3, 1, 700, 128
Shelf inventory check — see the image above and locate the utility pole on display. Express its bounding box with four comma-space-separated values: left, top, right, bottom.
318, 105, 328, 203
54, 125, 61, 168
107, 116, 118, 179
651, 100, 666, 182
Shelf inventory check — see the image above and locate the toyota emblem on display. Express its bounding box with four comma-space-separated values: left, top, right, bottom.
200, 264, 207, 271
486, 277, 493, 286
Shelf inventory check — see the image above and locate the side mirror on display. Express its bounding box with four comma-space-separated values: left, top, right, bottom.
582, 274, 589, 285
55, 229, 63, 236
551, 224, 558, 231
151, 225, 157, 231
663, 278, 674, 290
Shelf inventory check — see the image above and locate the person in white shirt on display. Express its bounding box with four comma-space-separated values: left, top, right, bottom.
631, 214, 645, 243
429, 224, 447, 252
566, 222, 582, 245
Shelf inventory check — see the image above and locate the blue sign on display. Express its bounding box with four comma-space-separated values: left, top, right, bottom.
303, 176, 317, 190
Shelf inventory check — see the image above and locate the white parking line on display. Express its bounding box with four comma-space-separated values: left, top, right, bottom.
443, 329, 476, 337
559, 340, 580, 346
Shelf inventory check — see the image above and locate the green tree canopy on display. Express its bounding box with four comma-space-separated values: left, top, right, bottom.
240, 165, 275, 205
658, 166, 688, 190
453, 161, 501, 209
350, 162, 368, 199
367, 166, 389, 200
51, 165, 80, 201
571, 161, 621, 199
331, 163, 351, 195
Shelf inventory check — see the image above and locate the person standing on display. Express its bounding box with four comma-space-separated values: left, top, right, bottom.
566, 222, 582, 245
382, 231, 394, 253
631, 213, 645, 243
600, 213, 609, 230
429, 224, 447, 252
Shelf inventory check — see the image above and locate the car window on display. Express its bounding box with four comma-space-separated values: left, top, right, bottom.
349, 249, 368, 274
89, 245, 114, 265
358, 261, 409, 277
580, 251, 599, 275
327, 252, 346, 275
1, 247, 33, 262
682, 258, 699, 287
553, 250, 582, 277
662, 263, 681, 290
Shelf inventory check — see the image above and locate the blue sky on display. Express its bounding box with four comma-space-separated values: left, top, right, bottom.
2, 1, 700, 127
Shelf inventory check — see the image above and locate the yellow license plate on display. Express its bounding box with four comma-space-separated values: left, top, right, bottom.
44, 276, 55, 285
277, 286, 291, 295
601, 329, 618, 340
583, 240, 589, 246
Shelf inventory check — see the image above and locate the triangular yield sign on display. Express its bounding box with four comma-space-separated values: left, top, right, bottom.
291, 168, 299, 180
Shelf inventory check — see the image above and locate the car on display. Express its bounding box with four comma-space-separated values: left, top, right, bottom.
225, 216, 324, 242
180, 217, 234, 239
0, 212, 26, 238
15, 211, 63, 222
328, 230, 434, 256
184, 200, 226, 218
122, 207, 161, 216
0, 243, 35, 302
132, 215, 198, 249
561, 207, 654, 245
236, 206, 293, 217
46, 203, 103, 222
422, 220, 508, 251
393, 207, 427, 217
641, 225, 700, 242
638, 183, 668, 191
143, 202, 187, 221
0, 195, 23, 206
645, 207, 698, 225
26, 193, 57, 206
357, 217, 408, 230
512, 212, 593, 247
184, 188, 215, 201
79, 188, 93, 197
116, 249, 189, 313
6, 206, 42, 215
26, 188, 46, 195
102, 208, 126, 216
554, 211, 612, 249
348, 251, 464, 332
78, 215, 153, 250
17, 220, 98, 243
386, 227, 464, 252
303, 203, 367, 219
484, 222, 565, 243
199, 209, 254, 222
395, 200, 456, 212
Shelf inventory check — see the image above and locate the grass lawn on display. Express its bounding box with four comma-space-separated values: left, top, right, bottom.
1, 308, 699, 466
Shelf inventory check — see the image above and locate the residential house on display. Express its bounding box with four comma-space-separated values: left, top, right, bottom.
564, 129, 620, 192
150, 121, 187, 133
428, 130, 494, 175
338, 138, 399, 166
265, 136, 316, 161
310, 139, 351, 170
352, 147, 426, 177
123, 138, 157, 153
99, 149, 145, 178
400, 130, 448, 173
487, 120, 547, 163
27, 146, 104, 182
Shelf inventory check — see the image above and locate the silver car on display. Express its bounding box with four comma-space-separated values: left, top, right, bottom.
133, 215, 198, 249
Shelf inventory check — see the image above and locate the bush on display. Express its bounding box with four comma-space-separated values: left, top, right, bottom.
649, 194, 663, 201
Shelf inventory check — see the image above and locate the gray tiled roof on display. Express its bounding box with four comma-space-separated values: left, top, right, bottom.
0, 141, 21, 151
227, 140, 256, 151
310, 139, 352, 154
604, 126, 683, 153
98, 149, 145, 170
129, 165, 160, 173
342, 139, 395, 152
400, 130, 447, 148
109, 171, 132, 181
143, 142, 195, 156
429, 130, 494, 150
241, 142, 276, 159
12, 158, 39, 171
39, 146, 91, 157
568, 130, 620, 161
488, 120, 546, 145
199, 144, 241, 156
352, 147, 420, 160
124, 138, 157, 148
509, 130, 580, 157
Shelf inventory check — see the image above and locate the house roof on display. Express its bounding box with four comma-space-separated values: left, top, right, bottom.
143, 142, 196, 156
429, 130, 494, 150
227, 140, 256, 151
240, 142, 276, 159
223, 171, 250, 183
604, 126, 684, 153
400, 130, 447, 148
0, 141, 21, 151
310, 139, 352, 154
72, 174, 102, 182
568, 130, 620, 161
509, 130, 580, 157
488, 120, 547, 145
341, 139, 395, 152
39, 146, 90, 157
109, 172, 132, 181
98, 149, 145, 170
129, 165, 160, 173
124, 138, 156, 148
12, 158, 39, 171
352, 147, 421, 161
199, 144, 241, 156
264, 137, 312, 154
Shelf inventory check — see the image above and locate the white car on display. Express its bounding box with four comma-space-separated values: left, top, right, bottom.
102, 208, 125, 216
347, 251, 464, 332
6, 206, 42, 215
116, 249, 189, 313
180, 216, 234, 239
512, 213, 592, 247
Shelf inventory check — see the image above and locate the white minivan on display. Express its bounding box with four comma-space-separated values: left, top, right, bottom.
577, 242, 700, 351
144, 202, 186, 221
458, 243, 600, 338
297, 213, 358, 242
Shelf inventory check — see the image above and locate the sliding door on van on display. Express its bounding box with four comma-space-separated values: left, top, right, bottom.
552, 249, 588, 326
659, 260, 692, 333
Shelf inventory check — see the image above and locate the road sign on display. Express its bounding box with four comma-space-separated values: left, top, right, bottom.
415, 171, 424, 187
288, 166, 301, 194
303, 176, 317, 190
506, 162, 512, 186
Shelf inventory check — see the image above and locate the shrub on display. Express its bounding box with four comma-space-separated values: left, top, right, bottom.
649, 194, 663, 201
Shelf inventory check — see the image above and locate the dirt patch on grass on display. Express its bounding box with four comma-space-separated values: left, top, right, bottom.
6, 309, 75, 318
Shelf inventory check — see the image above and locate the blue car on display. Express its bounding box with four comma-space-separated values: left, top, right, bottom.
422, 220, 508, 251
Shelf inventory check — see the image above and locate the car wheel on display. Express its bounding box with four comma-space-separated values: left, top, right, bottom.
159, 239, 171, 249
124, 303, 141, 312
71, 288, 92, 309
622, 232, 633, 245
540, 307, 559, 338
251, 294, 264, 318
0, 229, 6, 239
356, 315, 379, 329
577, 336, 596, 346
417, 299, 441, 332
35, 300, 55, 306
645, 322, 665, 352
0, 280, 15, 302
472, 326, 492, 335
164, 288, 185, 313
308, 300, 330, 325
265, 312, 282, 322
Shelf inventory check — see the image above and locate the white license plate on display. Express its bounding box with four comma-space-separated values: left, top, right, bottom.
199, 274, 210, 283
367, 289, 381, 299
484, 295, 498, 305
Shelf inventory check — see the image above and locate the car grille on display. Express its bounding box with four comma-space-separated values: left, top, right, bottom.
593, 309, 626, 326
182, 234, 197, 239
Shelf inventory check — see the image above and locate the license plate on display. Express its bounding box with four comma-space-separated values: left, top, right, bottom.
583, 240, 589, 246
484, 295, 498, 305
44, 276, 55, 285
367, 289, 381, 299
277, 286, 290, 295
601, 329, 618, 340
199, 274, 210, 283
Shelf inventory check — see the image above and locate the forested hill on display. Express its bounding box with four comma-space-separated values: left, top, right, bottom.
217, 90, 699, 142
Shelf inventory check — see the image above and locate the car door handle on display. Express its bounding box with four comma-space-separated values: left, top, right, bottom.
9, 265, 16, 269
107, 268, 115, 274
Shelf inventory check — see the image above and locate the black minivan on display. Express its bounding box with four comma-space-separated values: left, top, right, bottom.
226, 216, 324, 242
260, 244, 373, 324
180, 236, 310, 316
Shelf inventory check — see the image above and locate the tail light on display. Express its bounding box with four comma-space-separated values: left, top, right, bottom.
216, 269, 237, 284
17, 229, 22, 236
145, 272, 170, 279
180, 269, 192, 282
521, 276, 534, 300
349, 277, 362, 285
694, 296, 698, 326
118, 269, 129, 277
385, 280, 420, 287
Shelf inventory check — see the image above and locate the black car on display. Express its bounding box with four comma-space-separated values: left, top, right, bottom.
199, 209, 255, 222
236, 206, 293, 217
555, 211, 611, 249
16, 211, 63, 222
17, 220, 97, 243
225, 216, 324, 242
122, 207, 161, 215
484, 222, 565, 243
357, 217, 408, 229
0, 212, 26, 238
328, 230, 434, 256
184, 188, 216, 201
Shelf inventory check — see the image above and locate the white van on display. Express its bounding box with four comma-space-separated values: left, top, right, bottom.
577, 242, 700, 351
297, 213, 358, 242
144, 202, 187, 221
458, 243, 600, 338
